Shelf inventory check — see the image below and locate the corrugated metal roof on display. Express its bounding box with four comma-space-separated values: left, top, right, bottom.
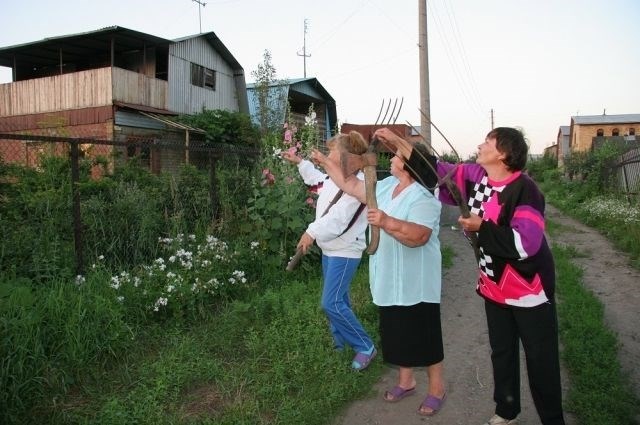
572, 114, 640, 125
0, 26, 171, 69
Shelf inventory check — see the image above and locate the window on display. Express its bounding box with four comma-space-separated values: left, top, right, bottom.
596, 128, 604, 137
191, 63, 216, 90
612, 128, 620, 136
629, 128, 636, 136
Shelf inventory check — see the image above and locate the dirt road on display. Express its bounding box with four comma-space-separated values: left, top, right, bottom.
332, 203, 640, 424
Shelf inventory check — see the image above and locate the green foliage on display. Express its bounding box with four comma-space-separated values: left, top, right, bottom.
525, 153, 557, 180
553, 245, 639, 424
533, 145, 640, 265
37, 267, 381, 425
0, 155, 76, 281
562, 142, 624, 193
242, 150, 315, 269
251, 50, 287, 135
237, 108, 320, 271
0, 275, 133, 424
177, 109, 260, 146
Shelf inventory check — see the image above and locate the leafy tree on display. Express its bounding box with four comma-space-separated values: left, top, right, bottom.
251, 50, 287, 136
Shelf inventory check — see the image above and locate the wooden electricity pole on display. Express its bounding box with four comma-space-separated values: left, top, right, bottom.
297, 19, 311, 78
419, 0, 431, 147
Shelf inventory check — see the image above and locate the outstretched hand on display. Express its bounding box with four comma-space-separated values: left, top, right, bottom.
281, 148, 302, 164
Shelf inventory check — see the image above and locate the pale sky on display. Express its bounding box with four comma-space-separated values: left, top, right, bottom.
1, 0, 639, 157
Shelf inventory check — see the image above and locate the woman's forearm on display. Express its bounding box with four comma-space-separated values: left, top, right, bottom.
311, 149, 366, 203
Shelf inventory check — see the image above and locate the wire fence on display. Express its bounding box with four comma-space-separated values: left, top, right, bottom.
0, 132, 261, 276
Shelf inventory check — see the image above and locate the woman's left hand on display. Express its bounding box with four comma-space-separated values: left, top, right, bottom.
367, 208, 388, 227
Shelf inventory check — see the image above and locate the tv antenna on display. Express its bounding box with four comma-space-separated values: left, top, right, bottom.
297, 19, 311, 78
192, 0, 206, 33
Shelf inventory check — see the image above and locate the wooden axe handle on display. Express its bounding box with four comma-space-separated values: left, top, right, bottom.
363, 152, 380, 255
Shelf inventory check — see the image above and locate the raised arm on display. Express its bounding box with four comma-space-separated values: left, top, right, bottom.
310, 148, 366, 204
373, 128, 414, 159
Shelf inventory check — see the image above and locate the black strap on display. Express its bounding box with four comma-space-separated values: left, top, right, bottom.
320, 189, 366, 236
340, 202, 366, 236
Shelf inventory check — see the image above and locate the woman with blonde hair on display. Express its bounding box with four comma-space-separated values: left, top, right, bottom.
282, 131, 377, 371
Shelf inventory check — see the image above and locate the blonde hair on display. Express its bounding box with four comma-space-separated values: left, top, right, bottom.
326, 131, 368, 155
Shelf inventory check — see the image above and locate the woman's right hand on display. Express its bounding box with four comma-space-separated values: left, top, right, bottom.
281, 148, 302, 164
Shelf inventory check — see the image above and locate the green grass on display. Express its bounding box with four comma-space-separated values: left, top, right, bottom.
553, 244, 639, 424
30, 267, 383, 425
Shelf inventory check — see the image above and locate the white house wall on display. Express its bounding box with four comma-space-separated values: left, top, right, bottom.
168, 37, 239, 114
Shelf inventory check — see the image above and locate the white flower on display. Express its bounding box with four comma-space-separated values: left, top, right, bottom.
75, 275, 85, 286
153, 297, 168, 312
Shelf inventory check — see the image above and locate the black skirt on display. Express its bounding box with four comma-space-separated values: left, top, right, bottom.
379, 302, 444, 367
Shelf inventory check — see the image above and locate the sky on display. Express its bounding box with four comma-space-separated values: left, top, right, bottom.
1, 0, 639, 157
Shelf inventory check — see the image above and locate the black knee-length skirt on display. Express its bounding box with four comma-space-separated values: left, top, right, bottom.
379, 302, 444, 367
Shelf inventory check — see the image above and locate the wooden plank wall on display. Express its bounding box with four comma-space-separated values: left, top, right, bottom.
0, 67, 168, 117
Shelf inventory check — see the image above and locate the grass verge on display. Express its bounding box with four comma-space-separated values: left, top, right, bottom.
553, 244, 639, 424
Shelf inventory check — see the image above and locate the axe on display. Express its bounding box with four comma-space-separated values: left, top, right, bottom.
339, 138, 380, 255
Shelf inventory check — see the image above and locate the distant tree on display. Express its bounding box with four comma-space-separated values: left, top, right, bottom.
251, 50, 287, 136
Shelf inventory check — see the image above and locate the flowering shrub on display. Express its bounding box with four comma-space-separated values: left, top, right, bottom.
82, 233, 260, 321
578, 196, 640, 225
240, 107, 321, 269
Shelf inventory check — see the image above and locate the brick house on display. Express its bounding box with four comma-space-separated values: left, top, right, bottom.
569, 114, 640, 154
0, 26, 249, 174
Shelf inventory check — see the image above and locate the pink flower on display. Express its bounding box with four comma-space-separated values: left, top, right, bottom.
284, 129, 292, 143
261, 168, 275, 186
287, 146, 298, 156
305, 197, 316, 208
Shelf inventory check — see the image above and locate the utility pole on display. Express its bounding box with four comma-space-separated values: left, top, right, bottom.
192, 0, 206, 34
491, 108, 495, 129
297, 19, 311, 78
419, 0, 431, 147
